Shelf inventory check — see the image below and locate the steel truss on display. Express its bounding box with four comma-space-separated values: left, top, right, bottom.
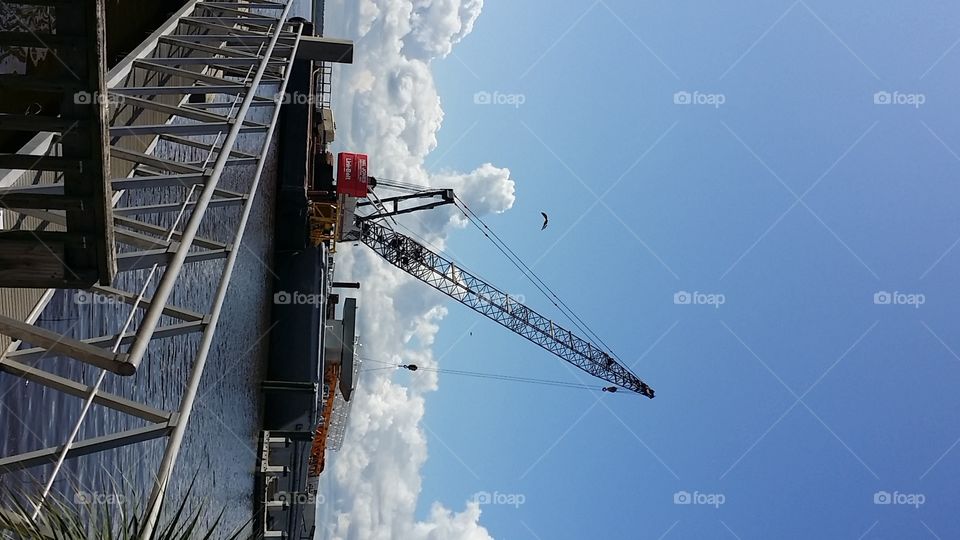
360, 220, 656, 398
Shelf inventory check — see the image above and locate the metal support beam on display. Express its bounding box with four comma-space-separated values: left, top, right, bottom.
6, 321, 206, 363
0, 315, 131, 374
90, 286, 206, 322
0, 423, 176, 473
296, 36, 354, 63
0, 359, 173, 422
111, 123, 268, 137
116, 247, 230, 271
112, 197, 246, 216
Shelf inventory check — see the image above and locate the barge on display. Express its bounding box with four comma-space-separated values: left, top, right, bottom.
253, 17, 366, 540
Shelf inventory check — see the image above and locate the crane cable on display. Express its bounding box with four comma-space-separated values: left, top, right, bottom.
453, 196, 627, 366
357, 356, 631, 395
375, 178, 430, 192
368, 178, 631, 368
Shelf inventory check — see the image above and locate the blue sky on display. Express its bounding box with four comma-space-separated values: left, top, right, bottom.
386, 1, 960, 538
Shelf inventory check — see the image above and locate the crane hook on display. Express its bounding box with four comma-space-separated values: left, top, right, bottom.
602, 386, 618, 393
401, 364, 418, 371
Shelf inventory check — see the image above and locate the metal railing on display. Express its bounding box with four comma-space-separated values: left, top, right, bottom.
0, 0, 303, 529
315, 61, 333, 110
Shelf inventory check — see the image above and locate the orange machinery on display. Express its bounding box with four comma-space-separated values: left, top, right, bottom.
307, 363, 341, 477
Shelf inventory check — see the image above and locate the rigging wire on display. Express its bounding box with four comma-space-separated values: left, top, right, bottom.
358, 366, 401, 374
375, 177, 431, 192
453, 196, 626, 364
364, 176, 631, 368
357, 356, 633, 395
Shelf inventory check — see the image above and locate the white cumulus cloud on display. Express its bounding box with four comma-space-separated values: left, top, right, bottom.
318, 1, 512, 539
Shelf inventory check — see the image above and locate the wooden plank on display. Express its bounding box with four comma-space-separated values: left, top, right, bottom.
0, 239, 67, 287
0, 230, 90, 243
88, 0, 115, 285
4, 0, 73, 5
0, 32, 81, 48
0, 155, 84, 172
0, 74, 85, 92
0, 194, 87, 211
60, 0, 113, 286
0, 115, 86, 132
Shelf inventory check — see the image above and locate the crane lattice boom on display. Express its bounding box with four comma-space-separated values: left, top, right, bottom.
359, 221, 655, 398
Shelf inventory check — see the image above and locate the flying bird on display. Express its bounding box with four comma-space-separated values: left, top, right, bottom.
540, 212, 549, 230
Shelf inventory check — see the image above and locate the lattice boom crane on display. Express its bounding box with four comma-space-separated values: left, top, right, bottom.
358, 220, 655, 398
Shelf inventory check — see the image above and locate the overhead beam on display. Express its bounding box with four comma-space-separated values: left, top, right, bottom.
296, 36, 353, 64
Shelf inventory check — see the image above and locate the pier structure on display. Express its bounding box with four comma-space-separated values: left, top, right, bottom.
0, 0, 353, 533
